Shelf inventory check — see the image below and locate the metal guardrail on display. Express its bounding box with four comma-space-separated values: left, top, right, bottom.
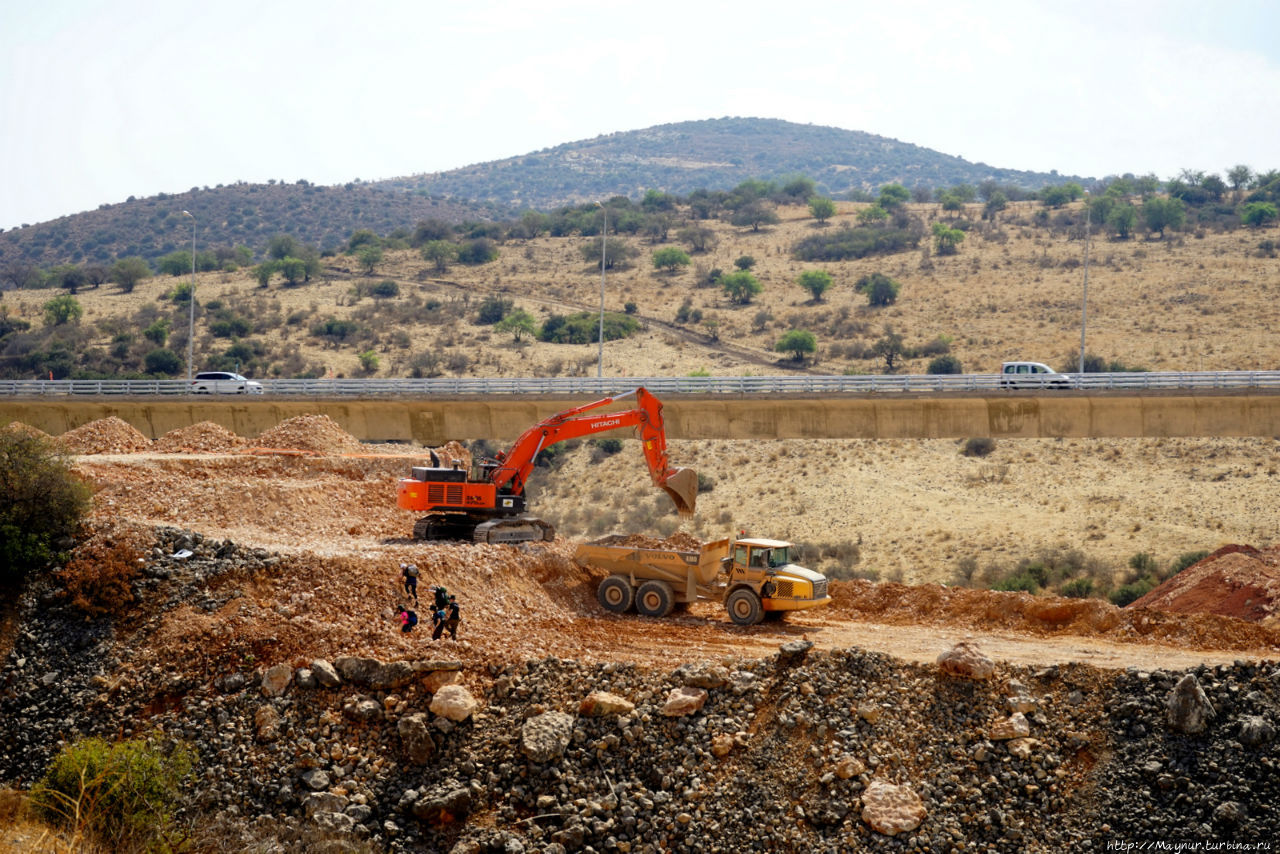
2, 372, 1280, 397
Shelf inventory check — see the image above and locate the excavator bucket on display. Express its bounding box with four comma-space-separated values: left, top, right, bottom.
660, 467, 698, 517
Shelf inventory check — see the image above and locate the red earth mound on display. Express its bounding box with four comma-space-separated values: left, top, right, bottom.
1129, 544, 1280, 626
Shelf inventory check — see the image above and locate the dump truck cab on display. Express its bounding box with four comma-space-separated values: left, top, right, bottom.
724, 537, 831, 624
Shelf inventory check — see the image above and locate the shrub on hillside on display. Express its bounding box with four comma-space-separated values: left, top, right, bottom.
791, 224, 921, 262
31, 734, 193, 853
960, 437, 997, 457
1110, 575, 1157, 607
0, 431, 92, 581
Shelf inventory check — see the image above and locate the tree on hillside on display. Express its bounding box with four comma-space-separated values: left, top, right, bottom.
156, 251, 192, 277
857, 205, 888, 226
932, 221, 965, 255
734, 255, 756, 271
356, 245, 383, 275
797, 270, 833, 302
43, 294, 82, 327
1241, 201, 1278, 228
982, 191, 1008, 222
872, 326, 907, 373
579, 237, 635, 270
1142, 197, 1185, 237
56, 264, 87, 294
495, 308, 539, 342
780, 176, 817, 202
421, 240, 459, 273
110, 257, 151, 293
775, 329, 816, 361
652, 247, 691, 274
279, 256, 307, 285
729, 201, 780, 232
720, 271, 763, 305
855, 272, 901, 307
1227, 165, 1253, 198
808, 196, 836, 224
676, 225, 717, 253
267, 234, 300, 260
1106, 203, 1138, 239
878, 184, 910, 210
0, 431, 92, 580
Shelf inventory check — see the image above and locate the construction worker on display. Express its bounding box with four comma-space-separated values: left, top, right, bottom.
445, 595, 461, 640
430, 603, 447, 640
430, 584, 449, 611
401, 563, 419, 602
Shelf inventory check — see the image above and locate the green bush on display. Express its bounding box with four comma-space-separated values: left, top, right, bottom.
1110, 576, 1157, 607
0, 430, 92, 580
539, 312, 638, 344
31, 735, 193, 852
369, 279, 400, 299
475, 296, 513, 325
1169, 550, 1211, 577
1059, 577, 1094, 599
591, 438, 623, 456
991, 572, 1039, 593
927, 354, 963, 374
143, 348, 183, 375
792, 225, 921, 262
960, 437, 997, 457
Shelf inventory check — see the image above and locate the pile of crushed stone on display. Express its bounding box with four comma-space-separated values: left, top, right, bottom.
589, 531, 705, 551
58, 416, 152, 454
154, 421, 246, 454
1, 421, 53, 441
251, 414, 362, 454
1130, 544, 1280, 627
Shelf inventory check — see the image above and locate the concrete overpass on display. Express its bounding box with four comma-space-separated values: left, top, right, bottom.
3, 391, 1280, 443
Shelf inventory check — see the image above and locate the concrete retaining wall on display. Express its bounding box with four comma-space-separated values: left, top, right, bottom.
3, 393, 1279, 444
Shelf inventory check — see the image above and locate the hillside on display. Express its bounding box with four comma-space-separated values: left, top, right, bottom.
0, 118, 1078, 269
384, 117, 1077, 209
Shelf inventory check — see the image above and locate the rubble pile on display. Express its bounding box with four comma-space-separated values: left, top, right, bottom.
591, 532, 704, 550
154, 421, 246, 453
252, 414, 363, 454
1, 420, 53, 441
57, 416, 152, 454
1131, 544, 1280, 627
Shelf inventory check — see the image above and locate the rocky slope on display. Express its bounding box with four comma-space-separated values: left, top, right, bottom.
2, 527, 1278, 852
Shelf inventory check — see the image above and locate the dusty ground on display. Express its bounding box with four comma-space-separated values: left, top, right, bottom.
52, 416, 1280, 678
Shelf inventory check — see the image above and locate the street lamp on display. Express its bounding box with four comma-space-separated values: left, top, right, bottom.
182, 210, 196, 383
1078, 196, 1091, 375
596, 201, 606, 379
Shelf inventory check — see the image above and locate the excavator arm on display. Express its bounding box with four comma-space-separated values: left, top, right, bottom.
487, 387, 697, 515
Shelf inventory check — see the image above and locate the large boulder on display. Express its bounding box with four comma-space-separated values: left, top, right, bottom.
522, 711, 575, 763
578, 691, 635, 717
311, 659, 341, 688
937, 642, 995, 680
861, 781, 927, 836
674, 663, 729, 689
989, 712, 1032, 741
398, 713, 437, 764
334, 657, 416, 690
430, 684, 479, 722
660, 686, 708, 717
1167, 674, 1216, 734
1237, 715, 1274, 747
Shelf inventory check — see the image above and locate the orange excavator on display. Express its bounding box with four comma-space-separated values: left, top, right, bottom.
396, 387, 698, 544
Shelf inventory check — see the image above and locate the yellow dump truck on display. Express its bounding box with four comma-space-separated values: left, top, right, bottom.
574, 535, 831, 626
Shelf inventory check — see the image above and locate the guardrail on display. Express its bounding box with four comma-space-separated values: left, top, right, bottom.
2, 372, 1280, 397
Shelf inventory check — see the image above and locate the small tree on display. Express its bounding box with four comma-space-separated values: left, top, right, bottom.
356, 245, 383, 274
729, 201, 780, 231
143, 318, 171, 346
144, 348, 182, 375
720, 271, 762, 305
357, 350, 380, 374
1106, 203, 1138, 238
421, 240, 459, 273
932, 221, 964, 255
1142, 196, 1185, 237
0, 430, 92, 580
652, 247, 691, 273
110, 256, 151, 293
855, 272, 901, 307
43, 294, 83, 326
878, 183, 910, 210
872, 327, 907, 372
797, 270, 833, 301
278, 256, 306, 286
927, 354, 963, 374
857, 205, 888, 226
1241, 201, 1278, 228
733, 255, 756, 271
495, 308, 539, 341
808, 196, 836, 224
253, 261, 277, 288
982, 191, 1008, 221
775, 329, 816, 361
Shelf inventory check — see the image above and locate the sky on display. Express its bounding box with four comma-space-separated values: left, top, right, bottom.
3, 0, 1279, 230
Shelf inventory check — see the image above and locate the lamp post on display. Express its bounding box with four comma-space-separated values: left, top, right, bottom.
182, 210, 195, 383
1078, 196, 1091, 375
596, 201, 606, 379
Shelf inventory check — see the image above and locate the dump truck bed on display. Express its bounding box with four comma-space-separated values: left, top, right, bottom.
574, 537, 732, 589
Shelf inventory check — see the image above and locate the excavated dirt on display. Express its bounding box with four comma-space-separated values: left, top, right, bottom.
1130, 544, 1280, 627
1, 420, 52, 441
33, 414, 1280, 674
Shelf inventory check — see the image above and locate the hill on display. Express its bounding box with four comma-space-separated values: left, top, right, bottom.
0, 118, 1078, 269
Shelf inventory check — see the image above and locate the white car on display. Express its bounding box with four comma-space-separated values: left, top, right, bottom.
191, 371, 264, 394
999, 361, 1073, 389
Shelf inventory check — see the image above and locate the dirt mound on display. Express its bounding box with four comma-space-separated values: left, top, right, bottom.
58, 416, 152, 454
1, 421, 53, 441
154, 421, 246, 454
251, 414, 361, 454
827, 579, 1280, 652
1129, 544, 1280, 624
590, 532, 705, 550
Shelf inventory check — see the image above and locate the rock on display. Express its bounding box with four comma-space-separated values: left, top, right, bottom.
343, 697, 383, 722
937, 641, 995, 680
989, 712, 1031, 741
422, 669, 460, 694
300, 769, 330, 791
674, 663, 729, 689
261, 662, 293, 697
311, 659, 341, 688
578, 691, 635, 717
834, 756, 866, 779
398, 713, 437, 764
334, 657, 382, 686
779, 639, 813, 660
660, 685, 708, 717
217, 672, 247, 693
1006, 737, 1037, 759
372, 660, 416, 690
711, 734, 734, 757
413, 787, 472, 825
294, 668, 317, 689
430, 684, 479, 722
1212, 801, 1246, 827
860, 780, 927, 836
856, 702, 882, 724
303, 792, 349, 818
522, 711, 574, 763
1167, 674, 1216, 734
312, 811, 355, 834
1008, 695, 1038, 713
1237, 715, 1275, 746
254, 705, 282, 742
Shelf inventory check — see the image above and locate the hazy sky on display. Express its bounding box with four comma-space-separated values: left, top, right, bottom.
3, 0, 1278, 230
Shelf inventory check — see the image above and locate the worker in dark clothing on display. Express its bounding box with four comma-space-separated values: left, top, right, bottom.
430, 585, 449, 611
401, 563, 419, 602
445, 595, 461, 640
430, 604, 447, 640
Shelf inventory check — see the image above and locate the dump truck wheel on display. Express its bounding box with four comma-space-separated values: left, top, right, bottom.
635, 581, 675, 618
597, 576, 634, 614
726, 588, 763, 626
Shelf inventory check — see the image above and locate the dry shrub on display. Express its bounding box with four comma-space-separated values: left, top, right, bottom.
56, 525, 149, 616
